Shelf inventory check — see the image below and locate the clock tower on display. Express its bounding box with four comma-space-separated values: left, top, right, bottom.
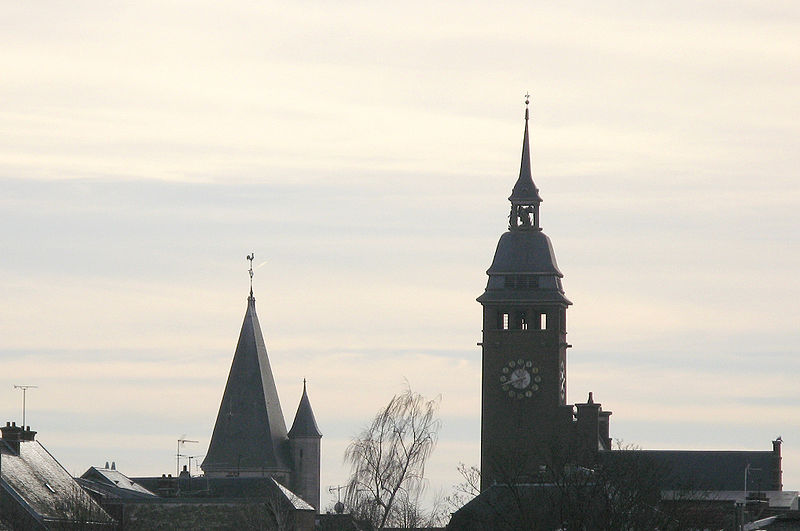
477, 100, 573, 489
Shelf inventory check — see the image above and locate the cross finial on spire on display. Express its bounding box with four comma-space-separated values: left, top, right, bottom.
524, 92, 530, 120
247, 253, 254, 297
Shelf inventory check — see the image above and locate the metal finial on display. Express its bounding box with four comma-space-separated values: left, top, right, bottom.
524, 92, 530, 120
247, 253, 254, 296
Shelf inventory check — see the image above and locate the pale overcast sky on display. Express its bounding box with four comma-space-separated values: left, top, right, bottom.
2, 0, 799, 508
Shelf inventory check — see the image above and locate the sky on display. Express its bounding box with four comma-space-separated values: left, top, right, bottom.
1, 0, 799, 510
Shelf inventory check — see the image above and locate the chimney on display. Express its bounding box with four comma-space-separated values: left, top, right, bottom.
1, 421, 24, 453
599, 411, 612, 450
20, 426, 37, 442
111, 461, 116, 470
105, 461, 110, 469
178, 465, 191, 492
772, 437, 783, 491
575, 393, 602, 465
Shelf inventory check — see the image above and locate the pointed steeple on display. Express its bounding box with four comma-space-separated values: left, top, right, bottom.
509, 94, 543, 206
288, 380, 322, 438
478, 101, 570, 306
201, 285, 290, 477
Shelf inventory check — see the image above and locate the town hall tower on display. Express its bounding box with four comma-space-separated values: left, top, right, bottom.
477, 100, 574, 489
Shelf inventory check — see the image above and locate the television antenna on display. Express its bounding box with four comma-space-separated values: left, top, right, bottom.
13, 385, 37, 428
328, 484, 346, 513
185, 455, 204, 476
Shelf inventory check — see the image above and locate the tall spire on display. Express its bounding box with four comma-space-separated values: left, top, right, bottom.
508, 94, 543, 231
201, 275, 291, 477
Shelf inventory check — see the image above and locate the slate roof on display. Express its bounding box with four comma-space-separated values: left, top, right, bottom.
288, 381, 322, 439
0, 437, 113, 526
79, 467, 156, 498
201, 294, 290, 475
478, 229, 571, 305
271, 477, 315, 511
602, 449, 782, 491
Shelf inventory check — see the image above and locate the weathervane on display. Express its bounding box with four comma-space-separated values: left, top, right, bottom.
247, 253, 255, 297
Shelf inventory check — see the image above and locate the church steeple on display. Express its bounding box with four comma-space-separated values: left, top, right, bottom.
509, 94, 543, 231
201, 263, 290, 478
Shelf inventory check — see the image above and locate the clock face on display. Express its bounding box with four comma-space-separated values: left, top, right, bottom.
500, 359, 541, 399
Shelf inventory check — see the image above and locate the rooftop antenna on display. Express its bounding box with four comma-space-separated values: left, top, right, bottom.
13, 385, 37, 428
185, 454, 204, 476
177, 438, 198, 477
247, 252, 255, 298
329, 484, 346, 513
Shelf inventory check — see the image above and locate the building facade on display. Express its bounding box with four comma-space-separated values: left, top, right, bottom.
449, 104, 786, 530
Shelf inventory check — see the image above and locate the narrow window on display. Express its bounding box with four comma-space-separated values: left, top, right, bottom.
502, 313, 509, 330
541, 313, 547, 330
518, 311, 528, 330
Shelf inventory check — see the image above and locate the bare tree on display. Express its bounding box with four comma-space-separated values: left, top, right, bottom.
51, 484, 115, 530
344, 387, 441, 529
444, 463, 481, 513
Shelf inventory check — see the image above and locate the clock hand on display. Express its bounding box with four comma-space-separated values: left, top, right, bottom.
504, 375, 524, 386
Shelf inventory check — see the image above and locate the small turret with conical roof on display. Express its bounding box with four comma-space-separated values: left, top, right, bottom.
288, 379, 322, 511
288, 379, 322, 439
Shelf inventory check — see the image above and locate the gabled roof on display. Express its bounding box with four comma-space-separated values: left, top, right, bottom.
201, 294, 290, 475
288, 381, 322, 439
79, 467, 156, 498
0, 438, 113, 526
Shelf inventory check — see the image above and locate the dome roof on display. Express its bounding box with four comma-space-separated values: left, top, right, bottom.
477, 230, 571, 305
486, 230, 563, 276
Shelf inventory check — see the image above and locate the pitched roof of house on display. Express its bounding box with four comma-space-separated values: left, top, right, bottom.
79, 466, 156, 498
0, 435, 113, 526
